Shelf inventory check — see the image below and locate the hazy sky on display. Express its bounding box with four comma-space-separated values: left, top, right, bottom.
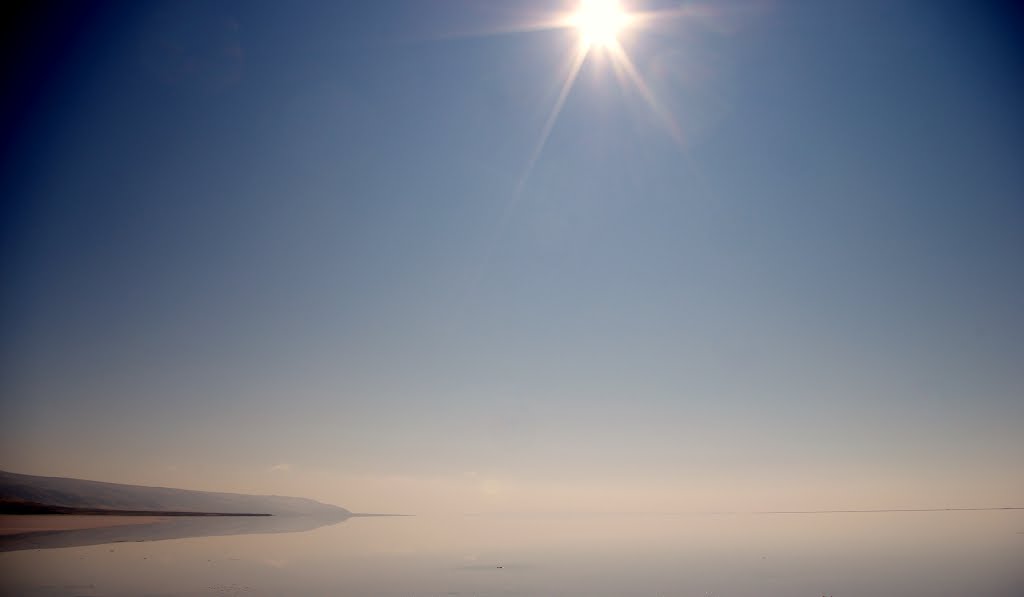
2, 0, 1022, 514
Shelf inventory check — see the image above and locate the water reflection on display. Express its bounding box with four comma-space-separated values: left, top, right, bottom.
0, 514, 350, 552
1, 512, 1021, 596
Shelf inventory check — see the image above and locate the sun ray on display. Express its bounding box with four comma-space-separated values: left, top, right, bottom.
605, 40, 684, 144
470, 38, 590, 294
416, 16, 570, 43
517, 39, 591, 193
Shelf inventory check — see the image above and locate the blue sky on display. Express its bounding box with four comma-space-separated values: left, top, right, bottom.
2, 0, 1022, 512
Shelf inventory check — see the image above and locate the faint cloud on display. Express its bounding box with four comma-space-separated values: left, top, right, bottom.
268, 463, 291, 473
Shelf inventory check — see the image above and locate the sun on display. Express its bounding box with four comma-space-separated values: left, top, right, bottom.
570, 0, 631, 48
486, 0, 683, 193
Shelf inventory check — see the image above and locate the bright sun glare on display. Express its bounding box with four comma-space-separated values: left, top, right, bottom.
501, 0, 685, 190
571, 0, 631, 48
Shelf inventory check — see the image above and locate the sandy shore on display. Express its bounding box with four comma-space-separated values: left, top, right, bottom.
0, 515, 165, 536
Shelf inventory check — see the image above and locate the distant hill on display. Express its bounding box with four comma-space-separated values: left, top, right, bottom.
0, 470, 349, 517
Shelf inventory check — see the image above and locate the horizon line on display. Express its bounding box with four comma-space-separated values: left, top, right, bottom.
463, 507, 1024, 516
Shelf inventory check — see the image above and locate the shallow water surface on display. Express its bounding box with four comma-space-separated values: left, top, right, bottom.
1, 511, 1021, 596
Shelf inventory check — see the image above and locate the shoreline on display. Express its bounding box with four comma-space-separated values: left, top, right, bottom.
0, 502, 272, 517
0, 510, 273, 537
0, 514, 169, 536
